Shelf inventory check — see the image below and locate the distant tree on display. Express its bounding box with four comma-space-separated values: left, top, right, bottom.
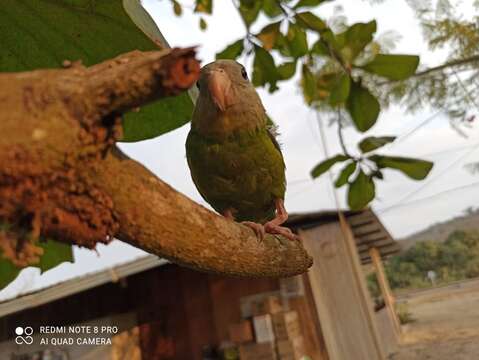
364, 0, 479, 135
384, 229, 479, 289
463, 206, 478, 216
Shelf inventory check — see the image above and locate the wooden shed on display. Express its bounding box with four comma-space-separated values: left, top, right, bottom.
287, 209, 402, 359
0, 209, 400, 360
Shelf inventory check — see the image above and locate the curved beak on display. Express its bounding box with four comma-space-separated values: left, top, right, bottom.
208, 69, 232, 112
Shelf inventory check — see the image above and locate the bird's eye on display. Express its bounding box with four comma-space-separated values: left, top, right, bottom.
196, 81, 200, 89
241, 67, 248, 80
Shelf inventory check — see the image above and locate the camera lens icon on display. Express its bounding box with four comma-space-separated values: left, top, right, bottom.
15, 326, 33, 345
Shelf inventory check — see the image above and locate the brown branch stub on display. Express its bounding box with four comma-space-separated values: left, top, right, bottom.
0, 47, 313, 278
82, 47, 200, 119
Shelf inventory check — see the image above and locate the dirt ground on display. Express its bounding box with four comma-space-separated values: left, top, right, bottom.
388, 279, 479, 360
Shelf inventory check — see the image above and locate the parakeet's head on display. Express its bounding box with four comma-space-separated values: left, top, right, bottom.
192, 60, 266, 136
196, 60, 255, 112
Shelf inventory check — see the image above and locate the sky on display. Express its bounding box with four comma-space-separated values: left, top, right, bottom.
1, 0, 478, 301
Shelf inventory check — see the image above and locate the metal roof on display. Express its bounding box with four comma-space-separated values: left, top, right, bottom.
0, 255, 167, 319
286, 209, 400, 265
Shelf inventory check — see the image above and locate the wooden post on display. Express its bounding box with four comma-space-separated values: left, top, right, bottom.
300, 219, 385, 360
369, 247, 402, 335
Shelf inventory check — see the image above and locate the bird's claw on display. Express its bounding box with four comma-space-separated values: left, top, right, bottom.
264, 223, 300, 242
240, 218, 301, 242
241, 221, 265, 241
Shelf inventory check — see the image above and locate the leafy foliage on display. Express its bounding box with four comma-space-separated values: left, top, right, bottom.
360, 54, 420, 81
0, 227, 73, 290
385, 230, 479, 290
369, 0, 479, 136
0, 254, 22, 290
347, 80, 380, 132
358, 136, 396, 153
170, 0, 429, 210
311, 154, 349, 178
37, 239, 74, 273
334, 161, 356, 187
369, 155, 433, 180
348, 169, 375, 210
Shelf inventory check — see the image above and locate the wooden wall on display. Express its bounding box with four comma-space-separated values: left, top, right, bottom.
300, 221, 385, 360
0, 264, 327, 359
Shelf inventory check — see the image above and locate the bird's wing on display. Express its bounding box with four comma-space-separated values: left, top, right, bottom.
267, 123, 285, 167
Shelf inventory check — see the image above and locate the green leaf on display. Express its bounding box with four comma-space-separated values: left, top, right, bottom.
195, 0, 213, 13
321, 29, 344, 52
372, 170, 384, 180
266, 114, 275, 127
273, 33, 292, 57
286, 23, 309, 58
0, 0, 157, 72
239, 0, 263, 28
121, 95, 193, 142
172, 0, 182, 15
0, 0, 194, 143
368, 155, 434, 180
340, 20, 377, 63
361, 54, 420, 80
295, 12, 327, 32
0, 254, 21, 290
199, 17, 208, 30
311, 154, 349, 178
358, 136, 396, 153
240, 0, 259, 7
294, 0, 328, 9
347, 80, 380, 132
216, 39, 245, 60
262, 0, 282, 17
313, 72, 350, 104
38, 239, 74, 273
252, 45, 279, 92
310, 40, 330, 56
348, 170, 375, 210
278, 61, 297, 80
329, 73, 351, 105
335, 161, 357, 187
301, 64, 317, 105
257, 22, 281, 50
0, 237, 73, 289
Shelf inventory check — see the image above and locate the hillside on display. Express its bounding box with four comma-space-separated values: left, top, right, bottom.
399, 209, 479, 250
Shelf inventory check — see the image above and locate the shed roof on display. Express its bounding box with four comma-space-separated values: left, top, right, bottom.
0, 255, 166, 318
286, 209, 400, 264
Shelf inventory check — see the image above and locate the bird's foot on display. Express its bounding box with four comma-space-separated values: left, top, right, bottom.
241, 221, 265, 240
264, 223, 300, 242
262, 198, 299, 241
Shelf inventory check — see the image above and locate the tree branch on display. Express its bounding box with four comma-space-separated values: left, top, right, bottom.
337, 109, 352, 158
64, 47, 200, 121
90, 148, 313, 277
414, 54, 479, 78
377, 54, 479, 86
0, 47, 313, 278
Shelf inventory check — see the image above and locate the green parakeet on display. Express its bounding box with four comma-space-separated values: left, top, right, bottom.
186, 60, 297, 241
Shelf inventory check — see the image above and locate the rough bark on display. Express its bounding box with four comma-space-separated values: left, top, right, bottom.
0, 47, 313, 277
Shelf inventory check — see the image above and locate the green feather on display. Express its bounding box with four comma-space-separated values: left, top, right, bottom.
186, 125, 285, 223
